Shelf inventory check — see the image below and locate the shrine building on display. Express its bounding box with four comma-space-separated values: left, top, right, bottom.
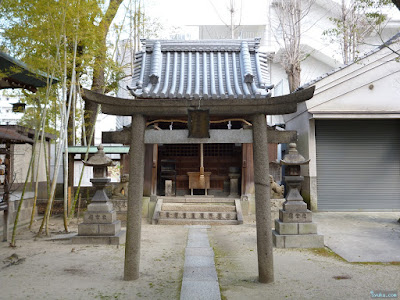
102, 38, 298, 199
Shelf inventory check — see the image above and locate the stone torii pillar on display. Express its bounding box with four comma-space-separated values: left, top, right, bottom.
124, 114, 146, 281
252, 113, 274, 283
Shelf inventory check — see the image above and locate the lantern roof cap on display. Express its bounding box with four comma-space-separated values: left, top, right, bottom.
280, 143, 310, 165
83, 144, 115, 167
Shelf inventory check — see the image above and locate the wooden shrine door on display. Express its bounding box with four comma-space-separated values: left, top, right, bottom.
157, 143, 242, 195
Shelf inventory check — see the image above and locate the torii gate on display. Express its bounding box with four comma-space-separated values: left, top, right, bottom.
82, 39, 315, 283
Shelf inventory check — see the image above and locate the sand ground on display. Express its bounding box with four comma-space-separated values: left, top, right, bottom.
0, 215, 399, 300
209, 219, 399, 300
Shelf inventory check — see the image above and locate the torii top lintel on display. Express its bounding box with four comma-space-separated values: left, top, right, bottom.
82, 38, 315, 118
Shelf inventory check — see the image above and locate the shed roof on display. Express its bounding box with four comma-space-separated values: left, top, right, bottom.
0, 127, 34, 144
0, 125, 56, 144
67, 146, 129, 154
128, 38, 273, 100
0, 51, 58, 92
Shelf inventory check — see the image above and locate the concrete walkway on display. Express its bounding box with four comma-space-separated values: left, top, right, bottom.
180, 225, 221, 300
314, 212, 400, 262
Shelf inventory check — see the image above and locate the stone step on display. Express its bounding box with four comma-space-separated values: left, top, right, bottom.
158, 218, 239, 225
152, 198, 243, 225
159, 211, 237, 220
160, 196, 236, 204
162, 203, 236, 212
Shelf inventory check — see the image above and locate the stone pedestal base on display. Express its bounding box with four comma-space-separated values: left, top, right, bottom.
72, 201, 126, 245
272, 231, 324, 248
72, 230, 126, 245
279, 209, 313, 223
110, 198, 128, 213
78, 220, 121, 236
165, 180, 173, 196
228, 173, 240, 197
275, 220, 317, 235
271, 199, 285, 228
273, 219, 324, 248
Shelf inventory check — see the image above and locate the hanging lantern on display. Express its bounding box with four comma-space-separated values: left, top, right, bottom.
12, 102, 26, 113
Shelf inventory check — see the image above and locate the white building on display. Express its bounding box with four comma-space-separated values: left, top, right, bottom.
0, 92, 23, 125
284, 33, 400, 211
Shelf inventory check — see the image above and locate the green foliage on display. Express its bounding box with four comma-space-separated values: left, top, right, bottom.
0, 0, 126, 136
0, 0, 161, 139
0, 0, 104, 78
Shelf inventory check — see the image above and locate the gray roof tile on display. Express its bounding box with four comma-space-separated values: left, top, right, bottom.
128, 38, 272, 100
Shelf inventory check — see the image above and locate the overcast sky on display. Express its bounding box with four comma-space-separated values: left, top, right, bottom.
146, 0, 269, 26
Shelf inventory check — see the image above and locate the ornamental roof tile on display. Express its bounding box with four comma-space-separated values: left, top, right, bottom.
128, 38, 273, 100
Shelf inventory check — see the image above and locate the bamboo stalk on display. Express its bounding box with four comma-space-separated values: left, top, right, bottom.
77, 193, 81, 221
35, 19, 63, 237
38, 126, 66, 236
62, 32, 69, 233
68, 104, 100, 220
29, 107, 47, 229
78, 88, 87, 146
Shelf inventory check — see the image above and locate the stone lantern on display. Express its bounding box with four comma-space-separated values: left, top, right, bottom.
272, 143, 324, 248
280, 143, 310, 216
84, 145, 114, 204
72, 145, 125, 245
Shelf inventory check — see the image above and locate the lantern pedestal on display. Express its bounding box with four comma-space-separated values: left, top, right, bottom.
273, 144, 324, 248
72, 146, 125, 245
73, 179, 126, 245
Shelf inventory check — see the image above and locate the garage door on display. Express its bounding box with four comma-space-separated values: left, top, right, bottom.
316, 119, 400, 211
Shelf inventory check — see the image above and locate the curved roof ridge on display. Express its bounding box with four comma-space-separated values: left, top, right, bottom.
141, 38, 262, 52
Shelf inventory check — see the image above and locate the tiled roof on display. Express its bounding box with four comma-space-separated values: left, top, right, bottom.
128, 38, 273, 100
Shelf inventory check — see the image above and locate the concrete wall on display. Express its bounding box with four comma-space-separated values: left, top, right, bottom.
0, 197, 37, 240
13, 142, 49, 184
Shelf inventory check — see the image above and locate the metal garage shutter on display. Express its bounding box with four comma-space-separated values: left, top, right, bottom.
316, 119, 400, 211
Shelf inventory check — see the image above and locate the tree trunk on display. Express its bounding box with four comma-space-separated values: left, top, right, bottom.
85, 0, 124, 144
287, 62, 301, 93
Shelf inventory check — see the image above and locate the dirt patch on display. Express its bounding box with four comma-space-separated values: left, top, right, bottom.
208, 224, 400, 300
0, 216, 187, 300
